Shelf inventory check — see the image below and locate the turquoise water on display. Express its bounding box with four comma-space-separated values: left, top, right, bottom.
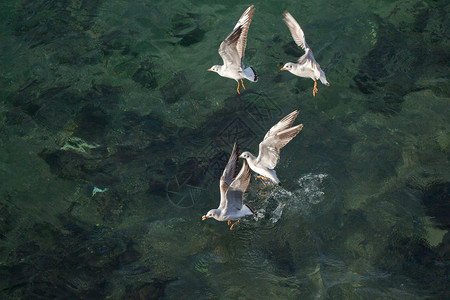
0, 0, 448, 298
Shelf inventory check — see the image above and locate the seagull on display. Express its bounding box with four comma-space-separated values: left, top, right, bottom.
202, 140, 254, 230
208, 5, 258, 94
239, 109, 303, 185
280, 11, 329, 96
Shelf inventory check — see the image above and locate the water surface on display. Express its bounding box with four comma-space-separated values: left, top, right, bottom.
0, 0, 448, 298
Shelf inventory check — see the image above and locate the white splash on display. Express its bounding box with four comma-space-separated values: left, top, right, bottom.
296, 173, 328, 205
253, 208, 266, 221
269, 202, 286, 223
254, 173, 330, 223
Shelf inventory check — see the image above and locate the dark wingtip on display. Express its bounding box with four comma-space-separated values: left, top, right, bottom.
227, 25, 243, 45
233, 139, 239, 177
250, 66, 258, 82
278, 182, 282, 186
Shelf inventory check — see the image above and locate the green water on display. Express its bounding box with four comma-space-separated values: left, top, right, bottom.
0, 0, 448, 298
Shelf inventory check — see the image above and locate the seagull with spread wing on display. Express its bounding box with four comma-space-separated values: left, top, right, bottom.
202, 140, 254, 230
208, 5, 258, 94
239, 109, 303, 186
280, 11, 329, 96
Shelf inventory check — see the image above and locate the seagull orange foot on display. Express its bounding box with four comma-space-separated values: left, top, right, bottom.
313, 80, 318, 97
241, 79, 246, 90
230, 220, 240, 230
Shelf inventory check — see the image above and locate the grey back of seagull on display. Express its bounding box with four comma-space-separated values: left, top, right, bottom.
219, 141, 239, 210
224, 160, 251, 213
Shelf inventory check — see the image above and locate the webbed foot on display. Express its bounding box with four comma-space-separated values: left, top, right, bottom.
229, 220, 240, 230
313, 80, 318, 96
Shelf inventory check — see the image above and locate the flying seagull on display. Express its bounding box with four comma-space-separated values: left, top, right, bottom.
202, 141, 254, 230
208, 5, 258, 94
280, 11, 329, 96
239, 109, 303, 185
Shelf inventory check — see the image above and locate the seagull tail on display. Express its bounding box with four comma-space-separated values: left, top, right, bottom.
243, 66, 258, 82
244, 204, 255, 215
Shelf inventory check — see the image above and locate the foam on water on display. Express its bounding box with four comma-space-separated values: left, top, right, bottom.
252, 173, 335, 224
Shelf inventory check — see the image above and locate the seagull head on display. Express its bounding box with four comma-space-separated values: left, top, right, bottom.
207, 65, 221, 73
239, 151, 251, 160
280, 62, 294, 71
202, 209, 220, 221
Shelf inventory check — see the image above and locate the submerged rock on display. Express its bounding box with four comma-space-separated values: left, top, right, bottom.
171, 13, 205, 47
123, 279, 174, 299
0, 216, 150, 299
264, 240, 295, 276
132, 62, 158, 89
160, 72, 191, 104
421, 182, 450, 230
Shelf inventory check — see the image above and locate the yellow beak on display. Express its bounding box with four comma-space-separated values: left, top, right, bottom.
202, 215, 209, 221
207, 69, 212, 71
280, 68, 286, 71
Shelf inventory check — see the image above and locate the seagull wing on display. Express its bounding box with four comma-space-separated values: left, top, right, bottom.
219, 141, 239, 209
225, 160, 251, 212
234, 5, 255, 66
263, 109, 300, 141
218, 5, 255, 68
283, 11, 308, 52
257, 124, 303, 169
219, 26, 242, 68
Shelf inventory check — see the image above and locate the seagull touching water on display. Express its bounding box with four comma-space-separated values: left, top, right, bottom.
280, 11, 329, 96
239, 109, 303, 186
208, 5, 258, 94
202, 141, 254, 230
